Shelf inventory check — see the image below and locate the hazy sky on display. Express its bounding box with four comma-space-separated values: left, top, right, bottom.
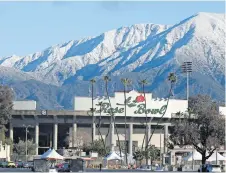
0, 1, 224, 57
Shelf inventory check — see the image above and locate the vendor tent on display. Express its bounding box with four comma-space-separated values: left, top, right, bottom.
41, 148, 64, 160
114, 152, 135, 164
104, 152, 123, 161
184, 150, 226, 162
207, 151, 226, 161
183, 151, 202, 161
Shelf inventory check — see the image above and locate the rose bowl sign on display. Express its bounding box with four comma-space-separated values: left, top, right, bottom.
75, 90, 188, 117
88, 92, 168, 117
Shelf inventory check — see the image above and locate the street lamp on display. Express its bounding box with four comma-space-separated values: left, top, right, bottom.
181, 62, 192, 101
23, 124, 31, 162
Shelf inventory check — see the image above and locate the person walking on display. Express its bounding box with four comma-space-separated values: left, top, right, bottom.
99, 163, 102, 172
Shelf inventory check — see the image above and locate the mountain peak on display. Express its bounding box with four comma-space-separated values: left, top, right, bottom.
0, 12, 225, 109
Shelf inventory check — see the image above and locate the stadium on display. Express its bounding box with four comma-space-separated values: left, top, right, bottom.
9, 90, 226, 166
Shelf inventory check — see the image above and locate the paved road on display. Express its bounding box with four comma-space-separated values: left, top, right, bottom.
0, 168, 182, 172
0, 168, 31, 172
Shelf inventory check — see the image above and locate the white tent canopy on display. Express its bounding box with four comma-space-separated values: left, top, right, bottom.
207, 151, 226, 161
41, 148, 64, 160
184, 150, 202, 161
104, 151, 135, 164
103, 151, 122, 161
184, 150, 226, 162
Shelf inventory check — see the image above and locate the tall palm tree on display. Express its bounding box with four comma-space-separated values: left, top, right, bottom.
145, 72, 177, 151
103, 76, 123, 162
139, 79, 149, 164
96, 101, 106, 150
90, 78, 96, 144
121, 78, 132, 166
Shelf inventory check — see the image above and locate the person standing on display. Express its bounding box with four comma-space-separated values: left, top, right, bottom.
99, 163, 102, 171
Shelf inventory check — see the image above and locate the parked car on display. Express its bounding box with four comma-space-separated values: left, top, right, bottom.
58, 163, 70, 172
56, 163, 64, 169
7, 161, 16, 168
211, 165, 221, 172
23, 162, 29, 168
0, 161, 7, 168
198, 164, 221, 172
137, 165, 152, 170
16, 161, 24, 168
27, 161, 33, 169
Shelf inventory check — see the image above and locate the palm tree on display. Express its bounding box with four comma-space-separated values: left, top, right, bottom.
121, 78, 132, 166
103, 76, 123, 162
145, 72, 177, 151
139, 79, 149, 164
90, 78, 96, 144
96, 101, 106, 150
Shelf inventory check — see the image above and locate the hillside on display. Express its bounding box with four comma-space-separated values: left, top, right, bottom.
0, 12, 225, 109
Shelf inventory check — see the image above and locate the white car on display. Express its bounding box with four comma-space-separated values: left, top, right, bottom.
212, 165, 221, 172
49, 168, 58, 173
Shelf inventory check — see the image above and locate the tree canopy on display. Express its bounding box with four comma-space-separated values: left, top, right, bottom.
0, 86, 14, 125
14, 139, 36, 155
82, 139, 110, 157
169, 95, 225, 165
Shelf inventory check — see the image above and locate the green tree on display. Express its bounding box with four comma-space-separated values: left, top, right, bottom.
146, 145, 160, 165
169, 95, 225, 170
82, 139, 110, 157
14, 139, 36, 156
133, 146, 159, 167
96, 101, 106, 151
0, 86, 14, 125
121, 78, 132, 165
145, 72, 177, 150
133, 149, 144, 165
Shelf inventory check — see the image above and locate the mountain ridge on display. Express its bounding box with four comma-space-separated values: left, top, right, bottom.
0, 12, 225, 109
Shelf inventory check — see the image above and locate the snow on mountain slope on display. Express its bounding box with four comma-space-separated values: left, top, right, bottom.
0, 23, 169, 85
0, 66, 35, 84
76, 12, 225, 81
0, 12, 224, 109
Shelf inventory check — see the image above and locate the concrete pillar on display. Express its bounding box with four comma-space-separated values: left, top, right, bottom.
164, 124, 169, 153
170, 151, 176, 166
53, 123, 58, 150
69, 127, 72, 147
49, 133, 52, 147
35, 123, 39, 155
145, 124, 151, 148
72, 123, 77, 147
110, 121, 115, 151
92, 122, 96, 141
145, 124, 151, 165
9, 123, 13, 142
129, 123, 133, 155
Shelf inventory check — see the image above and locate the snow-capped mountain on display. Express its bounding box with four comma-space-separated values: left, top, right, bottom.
0, 12, 225, 109
0, 23, 169, 85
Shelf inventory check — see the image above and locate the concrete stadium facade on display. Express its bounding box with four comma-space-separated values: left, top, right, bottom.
9, 90, 226, 165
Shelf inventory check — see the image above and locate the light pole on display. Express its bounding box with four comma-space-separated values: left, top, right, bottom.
23, 125, 31, 162
181, 62, 192, 101
159, 126, 165, 167
181, 62, 193, 170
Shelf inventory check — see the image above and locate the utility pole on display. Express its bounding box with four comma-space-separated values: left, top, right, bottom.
23, 125, 31, 162
90, 79, 96, 144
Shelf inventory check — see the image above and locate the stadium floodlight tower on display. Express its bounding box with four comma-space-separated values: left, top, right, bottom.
181, 61, 193, 170
181, 62, 192, 101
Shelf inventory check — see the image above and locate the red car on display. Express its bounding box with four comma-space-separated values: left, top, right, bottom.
56, 163, 64, 169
